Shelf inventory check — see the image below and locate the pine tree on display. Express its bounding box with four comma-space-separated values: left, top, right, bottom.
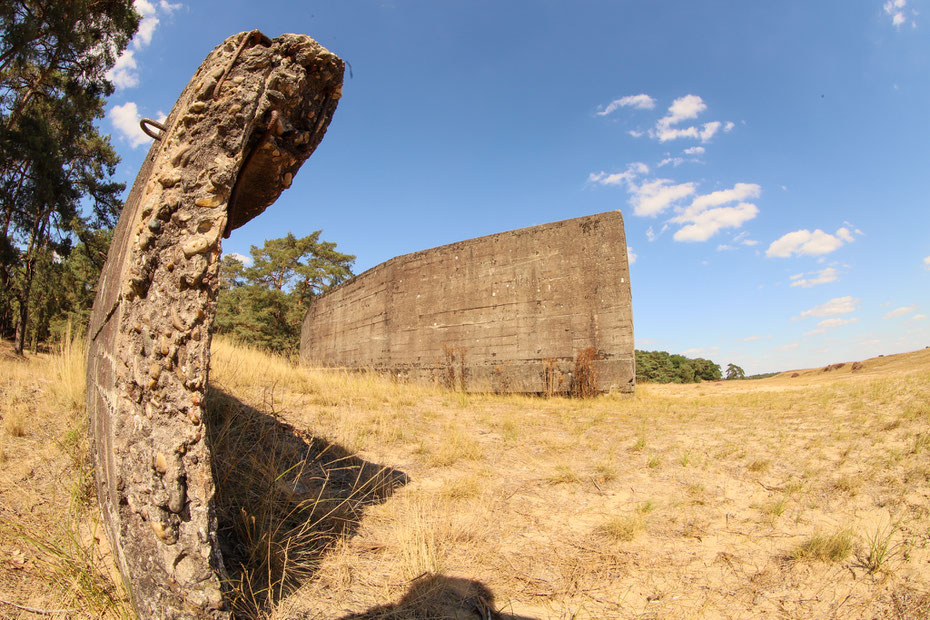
216, 232, 355, 354
0, 0, 138, 353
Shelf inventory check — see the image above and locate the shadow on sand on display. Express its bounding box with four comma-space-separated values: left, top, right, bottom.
205, 386, 408, 617
335, 573, 539, 620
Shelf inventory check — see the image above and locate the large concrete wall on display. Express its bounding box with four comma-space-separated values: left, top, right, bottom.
300, 211, 634, 393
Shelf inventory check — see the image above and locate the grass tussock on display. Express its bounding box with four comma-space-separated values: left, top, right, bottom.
791, 529, 856, 563
598, 514, 645, 541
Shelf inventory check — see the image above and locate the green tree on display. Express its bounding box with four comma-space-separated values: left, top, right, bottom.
0, 0, 138, 353
635, 350, 722, 384
725, 363, 746, 380
216, 232, 355, 354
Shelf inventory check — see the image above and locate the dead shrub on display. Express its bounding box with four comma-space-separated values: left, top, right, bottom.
571, 347, 601, 398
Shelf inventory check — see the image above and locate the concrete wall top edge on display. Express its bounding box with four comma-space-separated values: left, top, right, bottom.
312, 210, 625, 306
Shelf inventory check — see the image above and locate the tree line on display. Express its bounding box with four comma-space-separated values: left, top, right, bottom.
635, 350, 722, 383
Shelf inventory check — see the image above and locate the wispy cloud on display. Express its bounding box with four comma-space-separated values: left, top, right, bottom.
596, 94, 656, 116
683, 146, 705, 156
682, 346, 719, 356
924, 256, 930, 270
803, 317, 857, 337
817, 317, 858, 328
883, 305, 917, 319
800, 296, 860, 318
790, 267, 839, 288
884, 0, 916, 28
766, 226, 860, 258
740, 335, 761, 342
627, 246, 637, 265
587, 162, 649, 187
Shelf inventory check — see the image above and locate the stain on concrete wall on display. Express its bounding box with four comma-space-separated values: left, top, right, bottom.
300, 212, 634, 393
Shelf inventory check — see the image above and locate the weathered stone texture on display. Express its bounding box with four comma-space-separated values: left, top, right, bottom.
85, 31, 343, 617
300, 212, 635, 393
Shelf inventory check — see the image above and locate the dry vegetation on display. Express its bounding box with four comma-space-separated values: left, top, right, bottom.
1, 339, 930, 618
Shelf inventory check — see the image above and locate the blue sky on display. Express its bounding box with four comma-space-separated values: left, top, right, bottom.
104, 1, 929, 374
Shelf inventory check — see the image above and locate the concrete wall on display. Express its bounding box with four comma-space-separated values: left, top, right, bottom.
300, 211, 634, 393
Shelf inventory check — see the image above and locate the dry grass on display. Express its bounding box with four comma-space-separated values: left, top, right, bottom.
2, 341, 930, 618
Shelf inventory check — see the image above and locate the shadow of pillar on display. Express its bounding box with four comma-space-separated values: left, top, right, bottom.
335, 574, 539, 620
204, 386, 408, 617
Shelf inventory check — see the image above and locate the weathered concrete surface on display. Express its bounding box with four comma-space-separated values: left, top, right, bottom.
300, 212, 635, 393
85, 31, 343, 617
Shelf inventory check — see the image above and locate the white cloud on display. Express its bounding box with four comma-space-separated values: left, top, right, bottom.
836, 227, 855, 243
790, 267, 839, 288
106, 49, 139, 89
109, 101, 151, 148
766, 227, 858, 258
724, 121, 735, 132
884, 0, 915, 27
655, 126, 700, 142
660, 95, 706, 127
776, 342, 799, 351
629, 178, 696, 217
657, 157, 685, 168
883, 305, 917, 319
653, 95, 707, 142
740, 336, 761, 342
227, 252, 253, 266
646, 226, 657, 242
804, 328, 826, 336
135, 0, 157, 15
673, 202, 758, 242
596, 94, 656, 116
817, 317, 858, 328
669, 183, 761, 242
685, 183, 761, 216
627, 246, 637, 264
107, 0, 181, 89
628, 129, 644, 138
716, 244, 736, 251
790, 273, 804, 280
800, 296, 860, 318
924, 256, 930, 270
911, 313, 927, 321
683, 146, 705, 155
587, 162, 649, 187
134, 15, 160, 48
700, 121, 721, 142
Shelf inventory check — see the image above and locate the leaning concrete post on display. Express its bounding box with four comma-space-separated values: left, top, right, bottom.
85, 31, 343, 617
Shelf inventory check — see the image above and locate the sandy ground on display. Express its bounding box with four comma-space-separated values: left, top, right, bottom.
1, 343, 929, 618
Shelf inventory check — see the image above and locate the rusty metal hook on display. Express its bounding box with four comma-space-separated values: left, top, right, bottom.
139, 118, 167, 141
215, 30, 271, 98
